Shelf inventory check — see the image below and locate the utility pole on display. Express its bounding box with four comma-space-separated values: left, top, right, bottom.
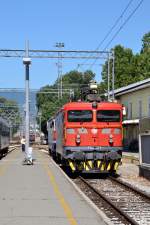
38, 111, 42, 134
55, 42, 64, 99
23, 41, 32, 164
107, 53, 110, 101
112, 49, 115, 100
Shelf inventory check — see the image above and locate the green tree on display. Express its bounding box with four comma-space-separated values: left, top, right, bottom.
102, 45, 135, 90
138, 32, 150, 78
101, 36, 150, 91
141, 31, 150, 53
36, 70, 95, 134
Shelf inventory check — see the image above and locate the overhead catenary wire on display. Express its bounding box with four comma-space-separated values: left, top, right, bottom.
103, 0, 144, 50
89, 0, 144, 70
94, 0, 134, 51
77, 0, 134, 70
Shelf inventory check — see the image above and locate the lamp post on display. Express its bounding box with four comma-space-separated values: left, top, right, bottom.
23, 41, 31, 163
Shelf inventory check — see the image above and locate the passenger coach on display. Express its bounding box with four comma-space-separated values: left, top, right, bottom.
0, 117, 10, 155
47, 117, 56, 158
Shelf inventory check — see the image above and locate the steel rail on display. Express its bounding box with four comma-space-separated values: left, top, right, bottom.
8, 146, 18, 154
110, 176, 150, 200
79, 176, 139, 225
0, 145, 17, 159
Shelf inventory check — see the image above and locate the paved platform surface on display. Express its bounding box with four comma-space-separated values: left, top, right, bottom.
122, 151, 139, 159
0, 147, 109, 225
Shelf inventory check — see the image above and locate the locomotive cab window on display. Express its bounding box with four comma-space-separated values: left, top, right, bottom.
97, 110, 120, 122
68, 110, 93, 122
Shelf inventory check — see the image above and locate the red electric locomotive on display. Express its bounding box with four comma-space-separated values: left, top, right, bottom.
50, 100, 123, 173
47, 81, 124, 173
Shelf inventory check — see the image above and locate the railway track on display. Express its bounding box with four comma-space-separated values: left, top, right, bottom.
74, 175, 150, 225
8, 145, 19, 153
0, 144, 19, 159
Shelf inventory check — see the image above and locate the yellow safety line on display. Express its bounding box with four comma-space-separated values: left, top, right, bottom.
43, 163, 78, 225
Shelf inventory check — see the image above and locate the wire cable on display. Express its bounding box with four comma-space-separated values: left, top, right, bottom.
77, 0, 134, 70
103, 0, 144, 50
95, 0, 134, 51
89, 0, 144, 69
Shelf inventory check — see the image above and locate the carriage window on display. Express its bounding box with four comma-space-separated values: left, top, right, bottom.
97, 110, 120, 122
68, 110, 93, 122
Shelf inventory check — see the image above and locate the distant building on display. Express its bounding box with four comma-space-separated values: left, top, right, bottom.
112, 78, 150, 151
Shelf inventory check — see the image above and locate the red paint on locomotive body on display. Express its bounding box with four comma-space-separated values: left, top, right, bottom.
49, 100, 123, 173
63, 102, 123, 148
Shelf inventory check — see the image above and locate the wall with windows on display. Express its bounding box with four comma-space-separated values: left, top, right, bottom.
117, 86, 150, 120
116, 86, 150, 152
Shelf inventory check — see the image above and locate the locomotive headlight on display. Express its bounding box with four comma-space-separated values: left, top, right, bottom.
91, 128, 98, 134
109, 134, 113, 143
92, 101, 97, 108
76, 134, 81, 144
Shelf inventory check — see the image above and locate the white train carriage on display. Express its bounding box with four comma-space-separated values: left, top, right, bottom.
0, 117, 10, 155
47, 118, 56, 158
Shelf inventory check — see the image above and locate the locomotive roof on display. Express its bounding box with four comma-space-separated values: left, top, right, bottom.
49, 101, 123, 120
63, 101, 122, 110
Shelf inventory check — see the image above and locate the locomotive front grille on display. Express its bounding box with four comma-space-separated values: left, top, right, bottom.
68, 159, 120, 173
65, 146, 122, 173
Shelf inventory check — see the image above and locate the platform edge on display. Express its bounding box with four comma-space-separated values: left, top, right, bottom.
50, 158, 113, 225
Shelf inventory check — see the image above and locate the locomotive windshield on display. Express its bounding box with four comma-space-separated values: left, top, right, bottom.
97, 110, 120, 122
68, 110, 93, 122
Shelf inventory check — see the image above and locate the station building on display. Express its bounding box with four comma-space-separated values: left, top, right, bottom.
113, 77, 150, 152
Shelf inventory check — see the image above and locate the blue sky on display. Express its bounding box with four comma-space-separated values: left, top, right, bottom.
0, 0, 149, 89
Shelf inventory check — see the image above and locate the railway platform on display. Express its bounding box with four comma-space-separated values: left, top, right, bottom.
0, 146, 111, 225
122, 151, 139, 164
